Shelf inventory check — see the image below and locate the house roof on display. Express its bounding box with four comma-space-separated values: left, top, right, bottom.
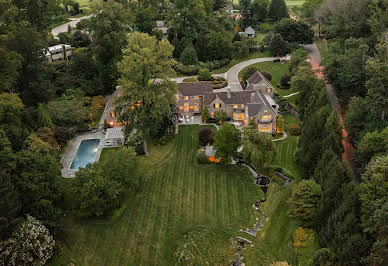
246, 70, 265, 84
245, 26, 255, 34
178, 82, 213, 96
204, 90, 254, 105
247, 103, 264, 117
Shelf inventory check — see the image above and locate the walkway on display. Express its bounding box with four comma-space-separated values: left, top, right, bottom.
283, 92, 300, 98
51, 14, 93, 37
304, 44, 355, 166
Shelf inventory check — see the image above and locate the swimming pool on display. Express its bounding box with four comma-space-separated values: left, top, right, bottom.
70, 139, 100, 170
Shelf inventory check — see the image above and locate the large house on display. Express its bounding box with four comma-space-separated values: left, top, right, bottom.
176, 71, 279, 133
105, 86, 123, 128
45, 44, 72, 62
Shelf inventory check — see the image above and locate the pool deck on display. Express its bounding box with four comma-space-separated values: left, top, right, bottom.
61, 129, 105, 178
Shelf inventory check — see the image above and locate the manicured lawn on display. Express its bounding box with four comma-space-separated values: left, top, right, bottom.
285, 0, 305, 7
241, 183, 318, 266
212, 51, 272, 74
52, 125, 262, 265
238, 61, 289, 87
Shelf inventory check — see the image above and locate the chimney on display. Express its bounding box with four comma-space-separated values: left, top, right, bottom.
251, 93, 255, 103
227, 86, 231, 99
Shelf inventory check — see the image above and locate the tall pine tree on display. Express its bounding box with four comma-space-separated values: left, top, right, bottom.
268, 0, 289, 21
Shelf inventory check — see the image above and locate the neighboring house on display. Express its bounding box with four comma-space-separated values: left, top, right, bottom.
244, 26, 255, 38
246, 70, 274, 97
105, 86, 123, 128
176, 76, 279, 133
176, 82, 213, 115
155, 20, 169, 34
45, 44, 72, 62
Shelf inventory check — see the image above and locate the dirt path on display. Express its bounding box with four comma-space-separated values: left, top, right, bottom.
304, 44, 355, 167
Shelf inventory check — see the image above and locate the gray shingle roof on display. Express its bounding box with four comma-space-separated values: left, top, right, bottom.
178, 82, 213, 96
204, 90, 254, 105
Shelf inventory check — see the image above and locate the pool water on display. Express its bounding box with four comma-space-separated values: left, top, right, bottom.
70, 139, 100, 170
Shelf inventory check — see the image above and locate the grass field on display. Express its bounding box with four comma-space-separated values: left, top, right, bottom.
285, 0, 305, 7
53, 126, 262, 265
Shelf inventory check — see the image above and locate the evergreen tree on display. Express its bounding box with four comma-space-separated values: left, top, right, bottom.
268, 0, 289, 22
180, 44, 198, 65
269, 33, 289, 56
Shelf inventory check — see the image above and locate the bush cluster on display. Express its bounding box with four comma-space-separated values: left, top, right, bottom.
289, 124, 301, 136
174, 59, 230, 75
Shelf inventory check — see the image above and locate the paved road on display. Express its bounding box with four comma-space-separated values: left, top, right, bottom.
51, 14, 93, 36
226, 55, 290, 91
304, 44, 355, 166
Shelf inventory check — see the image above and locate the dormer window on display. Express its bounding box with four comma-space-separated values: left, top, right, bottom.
215, 103, 221, 109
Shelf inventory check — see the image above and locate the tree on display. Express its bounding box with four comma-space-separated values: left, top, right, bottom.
359, 155, 388, 235
198, 127, 214, 145
260, 70, 272, 81
214, 124, 240, 162
214, 110, 227, 124
198, 68, 212, 81
251, 0, 269, 24
242, 67, 258, 81
213, 0, 227, 10
268, 0, 289, 22
312, 248, 335, 266
280, 74, 291, 87
241, 120, 276, 170
80, 0, 133, 91
180, 44, 199, 65
116, 33, 177, 138
0, 215, 55, 266
37, 104, 54, 130
274, 18, 314, 44
0, 44, 22, 93
202, 107, 209, 123
288, 49, 308, 75
276, 115, 284, 134
73, 147, 139, 217
269, 33, 289, 57
289, 179, 321, 227
355, 127, 388, 169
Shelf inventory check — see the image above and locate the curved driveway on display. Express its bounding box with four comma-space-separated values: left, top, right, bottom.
226, 55, 290, 91
51, 14, 93, 36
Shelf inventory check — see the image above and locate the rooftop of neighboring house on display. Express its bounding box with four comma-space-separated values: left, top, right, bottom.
48, 44, 71, 53
177, 82, 213, 96
245, 26, 255, 33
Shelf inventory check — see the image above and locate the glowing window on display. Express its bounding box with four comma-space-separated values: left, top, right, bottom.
211, 112, 214, 118
194, 103, 199, 112
111, 113, 115, 118
233, 105, 238, 108
184, 96, 188, 100
194, 96, 199, 100
267, 88, 271, 93
241, 104, 244, 108
215, 103, 221, 109
184, 103, 189, 111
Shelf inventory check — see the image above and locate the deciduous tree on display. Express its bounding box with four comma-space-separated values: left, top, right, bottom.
214, 124, 240, 162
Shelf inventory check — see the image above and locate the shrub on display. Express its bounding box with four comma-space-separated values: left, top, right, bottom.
242, 67, 258, 81
273, 58, 281, 62
214, 110, 227, 124
258, 23, 272, 33
55, 127, 74, 145
196, 149, 210, 164
174, 63, 199, 75
289, 124, 301, 135
180, 44, 198, 65
198, 68, 212, 81
198, 128, 214, 145
183, 77, 198, 82
293, 227, 308, 248
261, 70, 272, 81
280, 74, 292, 87
0, 215, 55, 266
126, 130, 145, 155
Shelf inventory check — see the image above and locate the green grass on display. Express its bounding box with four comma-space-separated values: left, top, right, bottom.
212, 51, 272, 74
52, 125, 262, 265
241, 183, 318, 266
285, 0, 305, 7
316, 40, 330, 60
238, 61, 289, 87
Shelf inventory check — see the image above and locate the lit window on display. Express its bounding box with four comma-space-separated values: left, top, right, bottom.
194, 96, 199, 100
184, 96, 188, 100
194, 103, 199, 112
211, 112, 214, 118
241, 104, 244, 108
267, 88, 271, 93
233, 104, 238, 108
111, 113, 115, 118
184, 103, 189, 112
215, 103, 221, 109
